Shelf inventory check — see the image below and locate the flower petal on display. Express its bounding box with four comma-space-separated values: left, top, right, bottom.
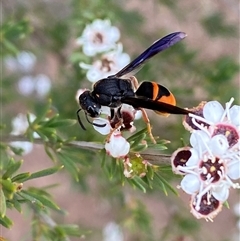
227, 161, 240, 180
186, 148, 199, 166
212, 183, 229, 202
93, 118, 111, 135
209, 134, 229, 156
190, 130, 210, 154
203, 101, 224, 122
105, 132, 130, 158
180, 174, 200, 194
229, 105, 240, 127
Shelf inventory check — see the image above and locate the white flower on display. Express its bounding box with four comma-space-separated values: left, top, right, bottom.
80, 44, 130, 83
5, 51, 36, 72
190, 192, 222, 221
17, 75, 35, 96
76, 19, 120, 56
103, 222, 123, 241
10, 113, 40, 155
34, 74, 51, 97
10, 141, 33, 155
93, 104, 136, 135
11, 113, 39, 138
17, 74, 51, 98
172, 131, 240, 220
234, 201, 240, 217
178, 98, 240, 220
180, 174, 201, 195
185, 98, 240, 147
93, 117, 112, 135
105, 131, 130, 158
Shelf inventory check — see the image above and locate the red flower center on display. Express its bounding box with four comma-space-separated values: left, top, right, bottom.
192, 193, 220, 216
200, 157, 224, 183
213, 123, 239, 147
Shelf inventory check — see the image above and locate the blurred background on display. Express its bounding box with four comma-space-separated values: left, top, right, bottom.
2, 0, 240, 240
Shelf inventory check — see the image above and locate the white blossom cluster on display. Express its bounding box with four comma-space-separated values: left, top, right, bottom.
5, 51, 51, 98
171, 98, 240, 221
76, 19, 130, 83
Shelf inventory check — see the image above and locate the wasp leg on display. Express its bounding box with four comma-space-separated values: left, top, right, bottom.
106, 108, 123, 143
129, 76, 139, 90
139, 108, 157, 144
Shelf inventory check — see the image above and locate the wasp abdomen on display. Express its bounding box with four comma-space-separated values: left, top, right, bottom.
135, 81, 176, 116
136, 81, 175, 103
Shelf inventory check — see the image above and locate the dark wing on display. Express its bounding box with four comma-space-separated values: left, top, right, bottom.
108, 32, 186, 79
122, 96, 190, 115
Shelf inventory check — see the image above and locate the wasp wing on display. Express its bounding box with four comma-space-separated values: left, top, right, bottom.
108, 32, 186, 79
122, 96, 189, 115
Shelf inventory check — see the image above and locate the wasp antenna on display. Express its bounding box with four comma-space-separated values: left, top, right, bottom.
76, 109, 86, 130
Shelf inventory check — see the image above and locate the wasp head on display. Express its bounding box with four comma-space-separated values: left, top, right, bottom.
77, 90, 107, 130
79, 90, 101, 117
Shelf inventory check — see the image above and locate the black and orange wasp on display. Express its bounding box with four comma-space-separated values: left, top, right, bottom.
77, 32, 190, 143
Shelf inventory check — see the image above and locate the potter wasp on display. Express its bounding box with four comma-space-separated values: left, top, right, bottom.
77, 32, 189, 142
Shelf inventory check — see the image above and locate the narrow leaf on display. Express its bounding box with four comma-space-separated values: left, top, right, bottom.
154, 172, 178, 196
45, 119, 77, 128
11, 172, 31, 182
127, 128, 148, 142
0, 189, 6, 218
128, 177, 146, 193
2, 160, 23, 179
17, 191, 45, 209
57, 154, 79, 182
0, 215, 13, 228
22, 190, 60, 211
11, 195, 22, 213
55, 224, 84, 237
24, 165, 63, 181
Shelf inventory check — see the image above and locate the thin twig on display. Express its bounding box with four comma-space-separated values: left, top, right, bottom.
1, 135, 171, 165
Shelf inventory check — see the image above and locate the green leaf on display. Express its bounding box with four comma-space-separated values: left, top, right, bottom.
128, 177, 147, 193
154, 172, 178, 196
141, 175, 153, 189
127, 128, 148, 143
129, 133, 147, 149
28, 101, 51, 126
22, 190, 60, 211
130, 143, 148, 153
0, 214, 13, 228
11, 195, 22, 213
44, 145, 57, 161
55, 224, 86, 237
24, 165, 64, 181
11, 172, 31, 182
2, 159, 23, 179
0, 188, 6, 217
0, 179, 16, 192
100, 149, 107, 168
57, 154, 79, 182
17, 191, 45, 210
109, 158, 118, 180
44, 119, 77, 128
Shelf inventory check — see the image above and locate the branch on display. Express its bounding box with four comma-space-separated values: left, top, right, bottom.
1, 135, 171, 165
